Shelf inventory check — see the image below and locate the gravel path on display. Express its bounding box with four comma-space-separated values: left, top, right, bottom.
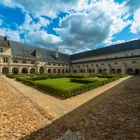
2, 76, 137, 140
20, 76, 140, 140
0, 77, 52, 140
4, 76, 129, 120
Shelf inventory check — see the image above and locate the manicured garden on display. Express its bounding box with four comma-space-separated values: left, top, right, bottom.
6, 73, 127, 98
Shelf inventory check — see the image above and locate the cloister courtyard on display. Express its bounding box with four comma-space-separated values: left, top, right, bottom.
0, 74, 140, 140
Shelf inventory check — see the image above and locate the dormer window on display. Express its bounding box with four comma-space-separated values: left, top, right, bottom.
35, 50, 41, 58
22, 60, 27, 64
13, 60, 18, 63
0, 48, 3, 53
31, 61, 35, 64
132, 61, 136, 64
114, 62, 118, 65
54, 49, 59, 58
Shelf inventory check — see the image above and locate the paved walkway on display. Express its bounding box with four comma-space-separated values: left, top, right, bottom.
4, 76, 129, 119
21, 76, 140, 140
0, 77, 52, 140
1, 76, 134, 140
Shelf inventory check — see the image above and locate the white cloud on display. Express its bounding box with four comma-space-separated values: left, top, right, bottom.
25, 30, 61, 49
19, 14, 50, 32
18, 14, 60, 49
0, 28, 20, 41
0, 0, 89, 18
56, 0, 130, 53
0, 0, 134, 53
131, 9, 140, 34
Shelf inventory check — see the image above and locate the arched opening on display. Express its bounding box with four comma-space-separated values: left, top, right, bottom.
98, 69, 102, 74
39, 67, 44, 74
12, 68, 18, 74
135, 69, 140, 75
88, 69, 92, 73
30, 68, 35, 74
117, 69, 121, 74
53, 69, 56, 73
58, 69, 61, 73
103, 69, 107, 74
111, 69, 116, 74
62, 69, 64, 73
48, 69, 51, 73
127, 68, 134, 75
66, 69, 68, 73
92, 69, 95, 73
2, 67, 9, 74
80, 69, 83, 73
22, 68, 28, 74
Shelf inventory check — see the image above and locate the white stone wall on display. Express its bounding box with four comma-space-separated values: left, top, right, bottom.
0, 44, 139, 75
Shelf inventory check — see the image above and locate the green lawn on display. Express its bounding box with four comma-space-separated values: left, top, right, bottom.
34, 78, 84, 91
6, 73, 123, 98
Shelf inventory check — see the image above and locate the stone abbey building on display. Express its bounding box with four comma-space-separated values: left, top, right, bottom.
0, 35, 140, 75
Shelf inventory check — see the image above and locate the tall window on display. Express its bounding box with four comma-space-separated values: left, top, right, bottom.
3, 57, 8, 63
0, 48, 3, 53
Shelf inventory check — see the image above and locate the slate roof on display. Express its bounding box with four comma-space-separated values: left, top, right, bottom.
70, 39, 140, 60
9, 41, 70, 64
0, 35, 140, 64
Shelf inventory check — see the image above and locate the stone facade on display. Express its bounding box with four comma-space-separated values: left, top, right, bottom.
0, 36, 140, 75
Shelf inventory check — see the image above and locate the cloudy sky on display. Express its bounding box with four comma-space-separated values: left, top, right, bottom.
0, 0, 140, 54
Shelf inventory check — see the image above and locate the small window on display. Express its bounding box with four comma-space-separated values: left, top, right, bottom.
114, 62, 118, 65
31, 61, 34, 64
0, 48, 3, 53
13, 60, 18, 63
132, 61, 136, 64
22, 60, 27, 64
3, 57, 8, 63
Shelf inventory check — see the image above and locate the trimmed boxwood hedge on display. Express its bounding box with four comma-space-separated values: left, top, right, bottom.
6, 73, 126, 98
11, 76, 119, 98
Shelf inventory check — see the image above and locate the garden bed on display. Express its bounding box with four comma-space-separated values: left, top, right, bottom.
6, 73, 126, 98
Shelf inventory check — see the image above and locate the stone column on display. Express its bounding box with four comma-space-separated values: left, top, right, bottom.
19, 67, 22, 74
106, 64, 111, 74
95, 65, 98, 74
121, 63, 126, 74
9, 67, 12, 74
28, 67, 30, 74
37, 66, 40, 74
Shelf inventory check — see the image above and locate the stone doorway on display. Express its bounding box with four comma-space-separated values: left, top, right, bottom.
135, 69, 140, 75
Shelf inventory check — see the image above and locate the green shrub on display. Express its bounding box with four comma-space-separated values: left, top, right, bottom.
6, 74, 17, 79
6, 73, 122, 98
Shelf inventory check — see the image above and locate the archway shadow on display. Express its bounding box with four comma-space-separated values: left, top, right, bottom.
20, 77, 131, 140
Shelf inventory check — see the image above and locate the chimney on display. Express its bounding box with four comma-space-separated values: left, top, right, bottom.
54, 48, 59, 58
